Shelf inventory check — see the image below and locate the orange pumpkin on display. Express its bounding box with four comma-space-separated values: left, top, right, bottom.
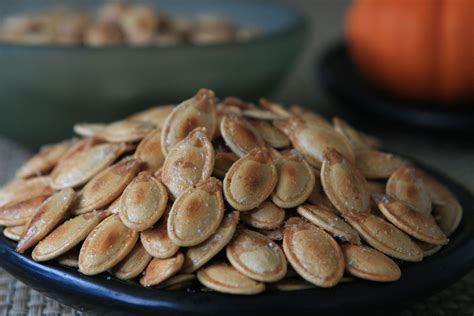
346, 0, 474, 104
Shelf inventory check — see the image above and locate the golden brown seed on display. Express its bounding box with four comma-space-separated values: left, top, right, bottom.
226, 228, 287, 282
197, 263, 265, 295
242, 109, 282, 121
341, 244, 401, 282
416, 241, 442, 257
79, 214, 138, 275
0, 177, 53, 208
134, 129, 165, 172
157, 274, 196, 290
139, 252, 184, 287
432, 199, 463, 236
126, 105, 174, 129
161, 89, 217, 155
321, 149, 370, 215
213, 151, 238, 178
161, 127, 214, 199
56, 247, 80, 268
111, 240, 152, 280
386, 167, 432, 215
240, 200, 284, 230
16, 140, 74, 178
120, 171, 168, 231
259, 98, 293, 119
98, 120, 155, 143
289, 105, 333, 129
32, 211, 107, 262
257, 227, 283, 241
3, 225, 25, 241
374, 194, 448, 245
73, 123, 107, 137
271, 150, 315, 208
333, 117, 377, 151
140, 209, 180, 259
50, 143, 127, 190
223, 147, 277, 211
220, 114, 265, 157
274, 277, 316, 291
168, 177, 224, 247
16, 188, 75, 253
355, 151, 407, 179
0, 195, 49, 226
283, 217, 344, 287
297, 204, 360, 244
250, 119, 290, 149
345, 213, 423, 262
275, 117, 354, 168
181, 211, 239, 273
73, 158, 140, 215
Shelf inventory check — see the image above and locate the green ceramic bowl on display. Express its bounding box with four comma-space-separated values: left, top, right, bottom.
0, 0, 306, 148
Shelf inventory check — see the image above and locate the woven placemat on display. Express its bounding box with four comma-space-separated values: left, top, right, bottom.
0, 136, 472, 315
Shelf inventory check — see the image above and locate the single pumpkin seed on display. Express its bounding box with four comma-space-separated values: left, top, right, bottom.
289, 105, 333, 129
120, 171, 168, 231
297, 203, 360, 244
220, 113, 265, 157
259, 98, 293, 119
126, 105, 174, 129
139, 252, 184, 287
250, 119, 290, 149
374, 194, 448, 245
271, 150, 315, 208
226, 228, 287, 282
3, 225, 25, 241
0, 195, 49, 226
161, 127, 214, 199
134, 129, 165, 172
213, 151, 238, 178
333, 117, 377, 151
197, 263, 265, 295
141, 209, 180, 259
157, 274, 196, 290
181, 210, 239, 273
111, 240, 152, 280
50, 143, 127, 189
344, 213, 423, 262
168, 177, 224, 247
242, 109, 282, 121
0, 176, 53, 208
73, 123, 107, 138
416, 241, 442, 257
161, 89, 217, 155
79, 214, 138, 275
32, 211, 108, 262
386, 167, 432, 215
241, 200, 285, 230
432, 199, 463, 236
223, 147, 277, 211
321, 149, 370, 215
355, 151, 407, 179
98, 120, 155, 143
73, 158, 140, 215
56, 247, 80, 268
16, 188, 75, 253
274, 277, 316, 291
341, 244, 401, 282
282, 217, 344, 287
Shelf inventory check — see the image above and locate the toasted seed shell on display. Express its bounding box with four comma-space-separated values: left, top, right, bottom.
275, 118, 354, 168
345, 213, 423, 262
32, 211, 107, 262
139, 252, 184, 287
274, 277, 316, 291
223, 147, 277, 211
16, 140, 74, 178
112, 240, 152, 280
0, 195, 49, 226
127, 105, 174, 129
416, 241, 443, 257
0, 176, 54, 208
415, 169, 457, 204
141, 210, 180, 259
79, 214, 138, 275
226, 228, 287, 282
257, 227, 283, 241
120, 172, 168, 231
74, 158, 140, 215
157, 273, 196, 289
3, 225, 25, 241
98, 120, 155, 143
355, 151, 406, 179
374, 194, 448, 245
251, 119, 289, 148
161, 127, 214, 199
283, 217, 344, 287
297, 204, 360, 244
168, 177, 224, 247
197, 263, 265, 295
431, 199, 463, 236
290, 105, 333, 129
220, 114, 265, 157
271, 150, 315, 208
73, 123, 107, 137
259, 98, 293, 119
134, 129, 165, 172
242, 109, 282, 121
56, 247, 80, 268
333, 117, 376, 151
241, 200, 284, 230
181, 211, 239, 273
341, 244, 401, 282
213, 151, 238, 178
16, 188, 75, 253
50, 143, 127, 189
161, 89, 217, 155
321, 149, 370, 215
386, 167, 432, 215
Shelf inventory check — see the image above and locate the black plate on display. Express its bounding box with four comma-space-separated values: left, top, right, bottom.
318, 43, 474, 131
0, 160, 473, 315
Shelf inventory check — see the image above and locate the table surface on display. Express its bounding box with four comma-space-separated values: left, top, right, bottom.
0, 0, 473, 314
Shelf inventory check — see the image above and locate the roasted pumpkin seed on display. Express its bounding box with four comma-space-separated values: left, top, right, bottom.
416, 241, 442, 257
79, 214, 138, 275
73, 123, 107, 137
223, 147, 277, 211
126, 105, 174, 129
139, 252, 184, 286
157, 274, 196, 290
259, 98, 293, 119
432, 199, 463, 236
111, 240, 152, 280
98, 120, 155, 143
0, 176, 53, 208
56, 247, 80, 268
274, 277, 316, 291
134, 129, 165, 172
0, 195, 49, 226
213, 151, 238, 178
289, 105, 332, 129
220, 113, 265, 157
240, 200, 284, 230
3, 225, 25, 241
355, 151, 407, 179
250, 119, 289, 149
257, 227, 283, 241
168, 177, 224, 247
333, 117, 377, 151
140, 208, 180, 259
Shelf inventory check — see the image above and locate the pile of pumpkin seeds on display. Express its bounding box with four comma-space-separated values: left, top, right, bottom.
0, 89, 463, 294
